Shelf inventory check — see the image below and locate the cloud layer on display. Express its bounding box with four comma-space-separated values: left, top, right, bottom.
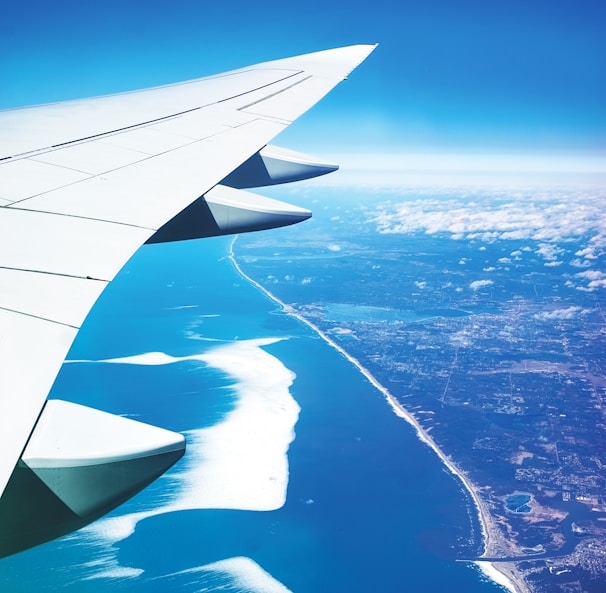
372, 192, 606, 244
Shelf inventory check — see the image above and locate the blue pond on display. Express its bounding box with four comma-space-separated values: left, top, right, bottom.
505, 494, 532, 514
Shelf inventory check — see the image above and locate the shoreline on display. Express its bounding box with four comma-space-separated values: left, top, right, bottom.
229, 237, 525, 593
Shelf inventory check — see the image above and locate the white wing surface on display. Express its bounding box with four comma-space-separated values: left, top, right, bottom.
0, 43, 376, 533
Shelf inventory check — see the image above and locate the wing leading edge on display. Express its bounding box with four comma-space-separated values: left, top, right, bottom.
0, 44, 376, 555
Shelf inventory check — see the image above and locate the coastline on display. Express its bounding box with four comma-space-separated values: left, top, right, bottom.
229, 238, 526, 593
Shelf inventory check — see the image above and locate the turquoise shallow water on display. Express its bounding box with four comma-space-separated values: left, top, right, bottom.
0, 237, 506, 592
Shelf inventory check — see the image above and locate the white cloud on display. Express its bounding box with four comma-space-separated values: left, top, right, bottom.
577, 270, 606, 280
575, 246, 598, 259
470, 279, 494, 291
575, 270, 606, 291
570, 258, 592, 268
536, 243, 563, 261
415, 281, 427, 289
534, 307, 589, 320
327, 244, 341, 252
370, 191, 606, 251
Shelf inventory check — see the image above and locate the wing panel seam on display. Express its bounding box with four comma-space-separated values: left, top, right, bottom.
0, 305, 80, 329
0, 265, 108, 283
4, 206, 156, 231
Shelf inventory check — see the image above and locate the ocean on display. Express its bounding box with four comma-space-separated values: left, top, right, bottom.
0, 233, 508, 592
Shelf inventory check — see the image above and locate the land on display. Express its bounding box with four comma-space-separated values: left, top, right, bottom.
236, 222, 606, 593
292, 301, 606, 592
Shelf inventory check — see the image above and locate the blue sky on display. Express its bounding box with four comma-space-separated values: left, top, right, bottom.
1, 0, 604, 165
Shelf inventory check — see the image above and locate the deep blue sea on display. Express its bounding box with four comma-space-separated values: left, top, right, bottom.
0, 234, 507, 592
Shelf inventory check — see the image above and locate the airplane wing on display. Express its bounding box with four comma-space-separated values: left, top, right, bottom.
0, 44, 376, 555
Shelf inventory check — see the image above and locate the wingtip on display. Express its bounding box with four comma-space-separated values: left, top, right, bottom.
336, 43, 378, 79
256, 43, 377, 80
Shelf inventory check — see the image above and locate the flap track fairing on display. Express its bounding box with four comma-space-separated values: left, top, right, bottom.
221, 145, 338, 189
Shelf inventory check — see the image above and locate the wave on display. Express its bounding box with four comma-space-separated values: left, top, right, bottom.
71, 338, 299, 582
162, 557, 293, 593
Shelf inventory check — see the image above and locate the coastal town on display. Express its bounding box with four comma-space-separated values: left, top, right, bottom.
293, 291, 606, 593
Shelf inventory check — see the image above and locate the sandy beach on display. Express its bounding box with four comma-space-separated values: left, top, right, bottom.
230, 239, 527, 593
